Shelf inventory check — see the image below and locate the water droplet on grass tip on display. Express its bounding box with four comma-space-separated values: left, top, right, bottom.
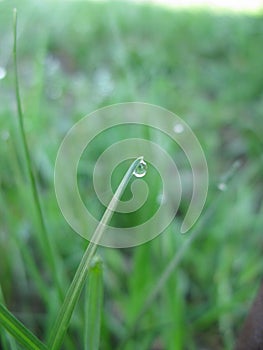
173, 123, 184, 134
217, 182, 227, 191
1, 130, 9, 141
133, 159, 147, 178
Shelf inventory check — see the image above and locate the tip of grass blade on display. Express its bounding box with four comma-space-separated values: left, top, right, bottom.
90, 255, 103, 270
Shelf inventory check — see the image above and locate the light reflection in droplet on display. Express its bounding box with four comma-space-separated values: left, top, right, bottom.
133, 159, 147, 178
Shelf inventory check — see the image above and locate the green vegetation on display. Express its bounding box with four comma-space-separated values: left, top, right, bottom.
0, 1, 263, 349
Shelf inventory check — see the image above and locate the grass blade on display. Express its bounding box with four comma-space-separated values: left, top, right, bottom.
48, 157, 144, 350
84, 256, 103, 350
13, 8, 64, 299
0, 303, 47, 350
0, 286, 18, 350
117, 161, 244, 349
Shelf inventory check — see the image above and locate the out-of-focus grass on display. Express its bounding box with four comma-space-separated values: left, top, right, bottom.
0, 1, 263, 349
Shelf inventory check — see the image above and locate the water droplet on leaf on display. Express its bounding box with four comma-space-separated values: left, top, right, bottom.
1, 130, 9, 141
217, 183, 227, 191
133, 159, 147, 178
173, 123, 184, 134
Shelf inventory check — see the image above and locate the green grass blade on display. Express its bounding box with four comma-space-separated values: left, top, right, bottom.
48, 157, 143, 350
84, 256, 103, 350
12, 8, 64, 299
0, 303, 47, 350
0, 286, 18, 350
118, 162, 243, 349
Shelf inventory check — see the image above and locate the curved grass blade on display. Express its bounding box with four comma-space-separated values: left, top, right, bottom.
0, 303, 47, 350
48, 157, 144, 350
84, 256, 103, 350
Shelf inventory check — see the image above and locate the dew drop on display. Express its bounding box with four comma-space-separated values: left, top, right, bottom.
157, 193, 167, 205
217, 183, 227, 191
173, 123, 184, 134
133, 159, 147, 178
0, 66, 6, 80
1, 130, 9, 141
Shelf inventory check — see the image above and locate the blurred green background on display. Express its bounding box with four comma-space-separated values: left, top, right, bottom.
0, 0, 263, 349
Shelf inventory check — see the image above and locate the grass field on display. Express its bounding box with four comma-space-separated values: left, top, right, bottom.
0, 1, 263, 349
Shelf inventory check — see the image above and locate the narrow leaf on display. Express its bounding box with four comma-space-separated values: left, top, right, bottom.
13, 8, 64, 299
84, 256, 103, 350
0, 303, 47, 350
48, 157, 144, 350
0, 287, 18, 350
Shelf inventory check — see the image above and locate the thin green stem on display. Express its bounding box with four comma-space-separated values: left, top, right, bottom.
48, 157, 143, 350
13, 9, 64, 300
84, 256, 103, 350
0, 303, 47, 350
0, 287, 18, 350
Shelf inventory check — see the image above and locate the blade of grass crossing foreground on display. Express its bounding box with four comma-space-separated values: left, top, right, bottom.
13, 9, 64, 300
0, 303, 47, 350
48, 157, 144, 350
84, 256, 103, 350
0, 286, 18, 350
0, 323, 9, 350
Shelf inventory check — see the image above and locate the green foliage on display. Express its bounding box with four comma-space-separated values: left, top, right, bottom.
84, 256, 103, 350
48, 157, 142, 350
0, 303, 47, 350
0, 1, 263, 349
